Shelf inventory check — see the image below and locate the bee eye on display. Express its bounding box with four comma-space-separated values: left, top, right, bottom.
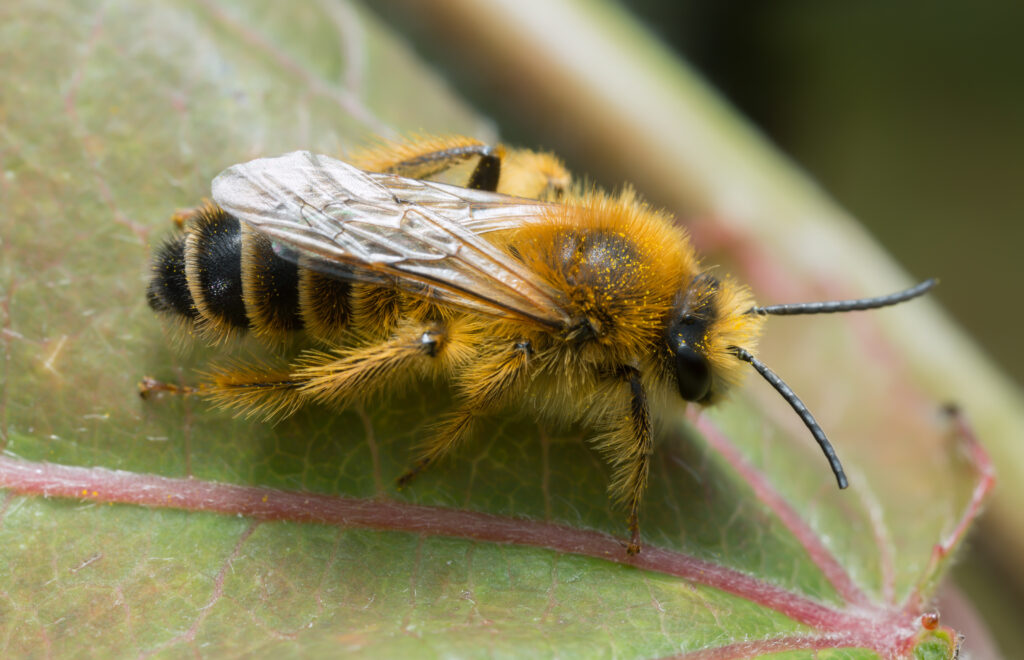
667, 275, 717, 403
672, 341, 711, 402
666, 313, 712, 402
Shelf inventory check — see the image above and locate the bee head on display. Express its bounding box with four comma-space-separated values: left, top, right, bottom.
664, 271, 764, 405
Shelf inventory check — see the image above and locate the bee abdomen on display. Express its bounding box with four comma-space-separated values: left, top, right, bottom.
298, 268, 352, 344
241, 229, 304, 342
184, 207, 250, 338
149, 204, 354, 344
147, 236, 198, 319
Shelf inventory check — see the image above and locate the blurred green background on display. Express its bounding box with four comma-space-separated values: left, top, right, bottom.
630, 1, 1024, 391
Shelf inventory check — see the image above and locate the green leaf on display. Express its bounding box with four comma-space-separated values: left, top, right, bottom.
0, 2, 988, 657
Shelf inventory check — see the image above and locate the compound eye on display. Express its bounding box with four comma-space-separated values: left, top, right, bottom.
674, 342, 711, 402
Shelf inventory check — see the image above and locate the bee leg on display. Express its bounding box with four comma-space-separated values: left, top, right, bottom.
353, 136, 504, 192
199, 362, 306, 421
465, 149, 501, 191
295, 322, 465, 409
169, 208, 193, 229
138, 376, 202, 399
167, 198, 215, 230
203, 322, 460, 420
596, 365, 651, 555
387, 141, 501, 191
397, 339, 533, 488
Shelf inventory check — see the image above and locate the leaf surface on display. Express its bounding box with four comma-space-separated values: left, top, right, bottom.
0, 2, 985, 658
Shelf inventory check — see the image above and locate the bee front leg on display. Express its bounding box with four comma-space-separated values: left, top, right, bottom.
593, 365, 651, 555
397, 339, 533, 488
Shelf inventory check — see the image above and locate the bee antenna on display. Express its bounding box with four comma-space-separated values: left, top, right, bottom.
748, 278, 936, 316
730, 346, 848, 489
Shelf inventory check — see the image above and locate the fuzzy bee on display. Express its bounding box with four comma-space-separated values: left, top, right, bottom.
145, 136, 934, 554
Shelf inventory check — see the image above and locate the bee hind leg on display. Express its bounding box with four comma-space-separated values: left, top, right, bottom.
138, 376, 202, 399
295, 328, 447, 408
351, 135, 504, 192
200, 324, 454, 421
198, 361, 307, 421
396, 339, 533, 489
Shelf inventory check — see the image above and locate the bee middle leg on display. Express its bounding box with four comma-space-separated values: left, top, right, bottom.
396, 339, 533, 488
593, 365, 651, 555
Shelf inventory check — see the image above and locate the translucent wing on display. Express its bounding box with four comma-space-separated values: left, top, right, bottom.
211, 151, 571, 328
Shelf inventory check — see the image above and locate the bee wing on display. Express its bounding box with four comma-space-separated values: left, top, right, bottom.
211, 151, 570, 328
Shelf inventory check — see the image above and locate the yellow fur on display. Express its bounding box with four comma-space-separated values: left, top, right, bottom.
147, 134, 777, 555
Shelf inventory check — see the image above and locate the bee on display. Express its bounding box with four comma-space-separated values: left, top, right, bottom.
144, 135, 934, 555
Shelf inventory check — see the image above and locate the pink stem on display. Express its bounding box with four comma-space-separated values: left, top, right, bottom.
689, 412, 872, 608
0, 453, 907, 640
902, 406, 995, 613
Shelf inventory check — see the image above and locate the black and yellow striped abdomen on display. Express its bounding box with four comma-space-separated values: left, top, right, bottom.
147, 204, 352, 344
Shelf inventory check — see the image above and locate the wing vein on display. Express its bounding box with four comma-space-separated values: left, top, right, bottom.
211, 151, 572, 330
